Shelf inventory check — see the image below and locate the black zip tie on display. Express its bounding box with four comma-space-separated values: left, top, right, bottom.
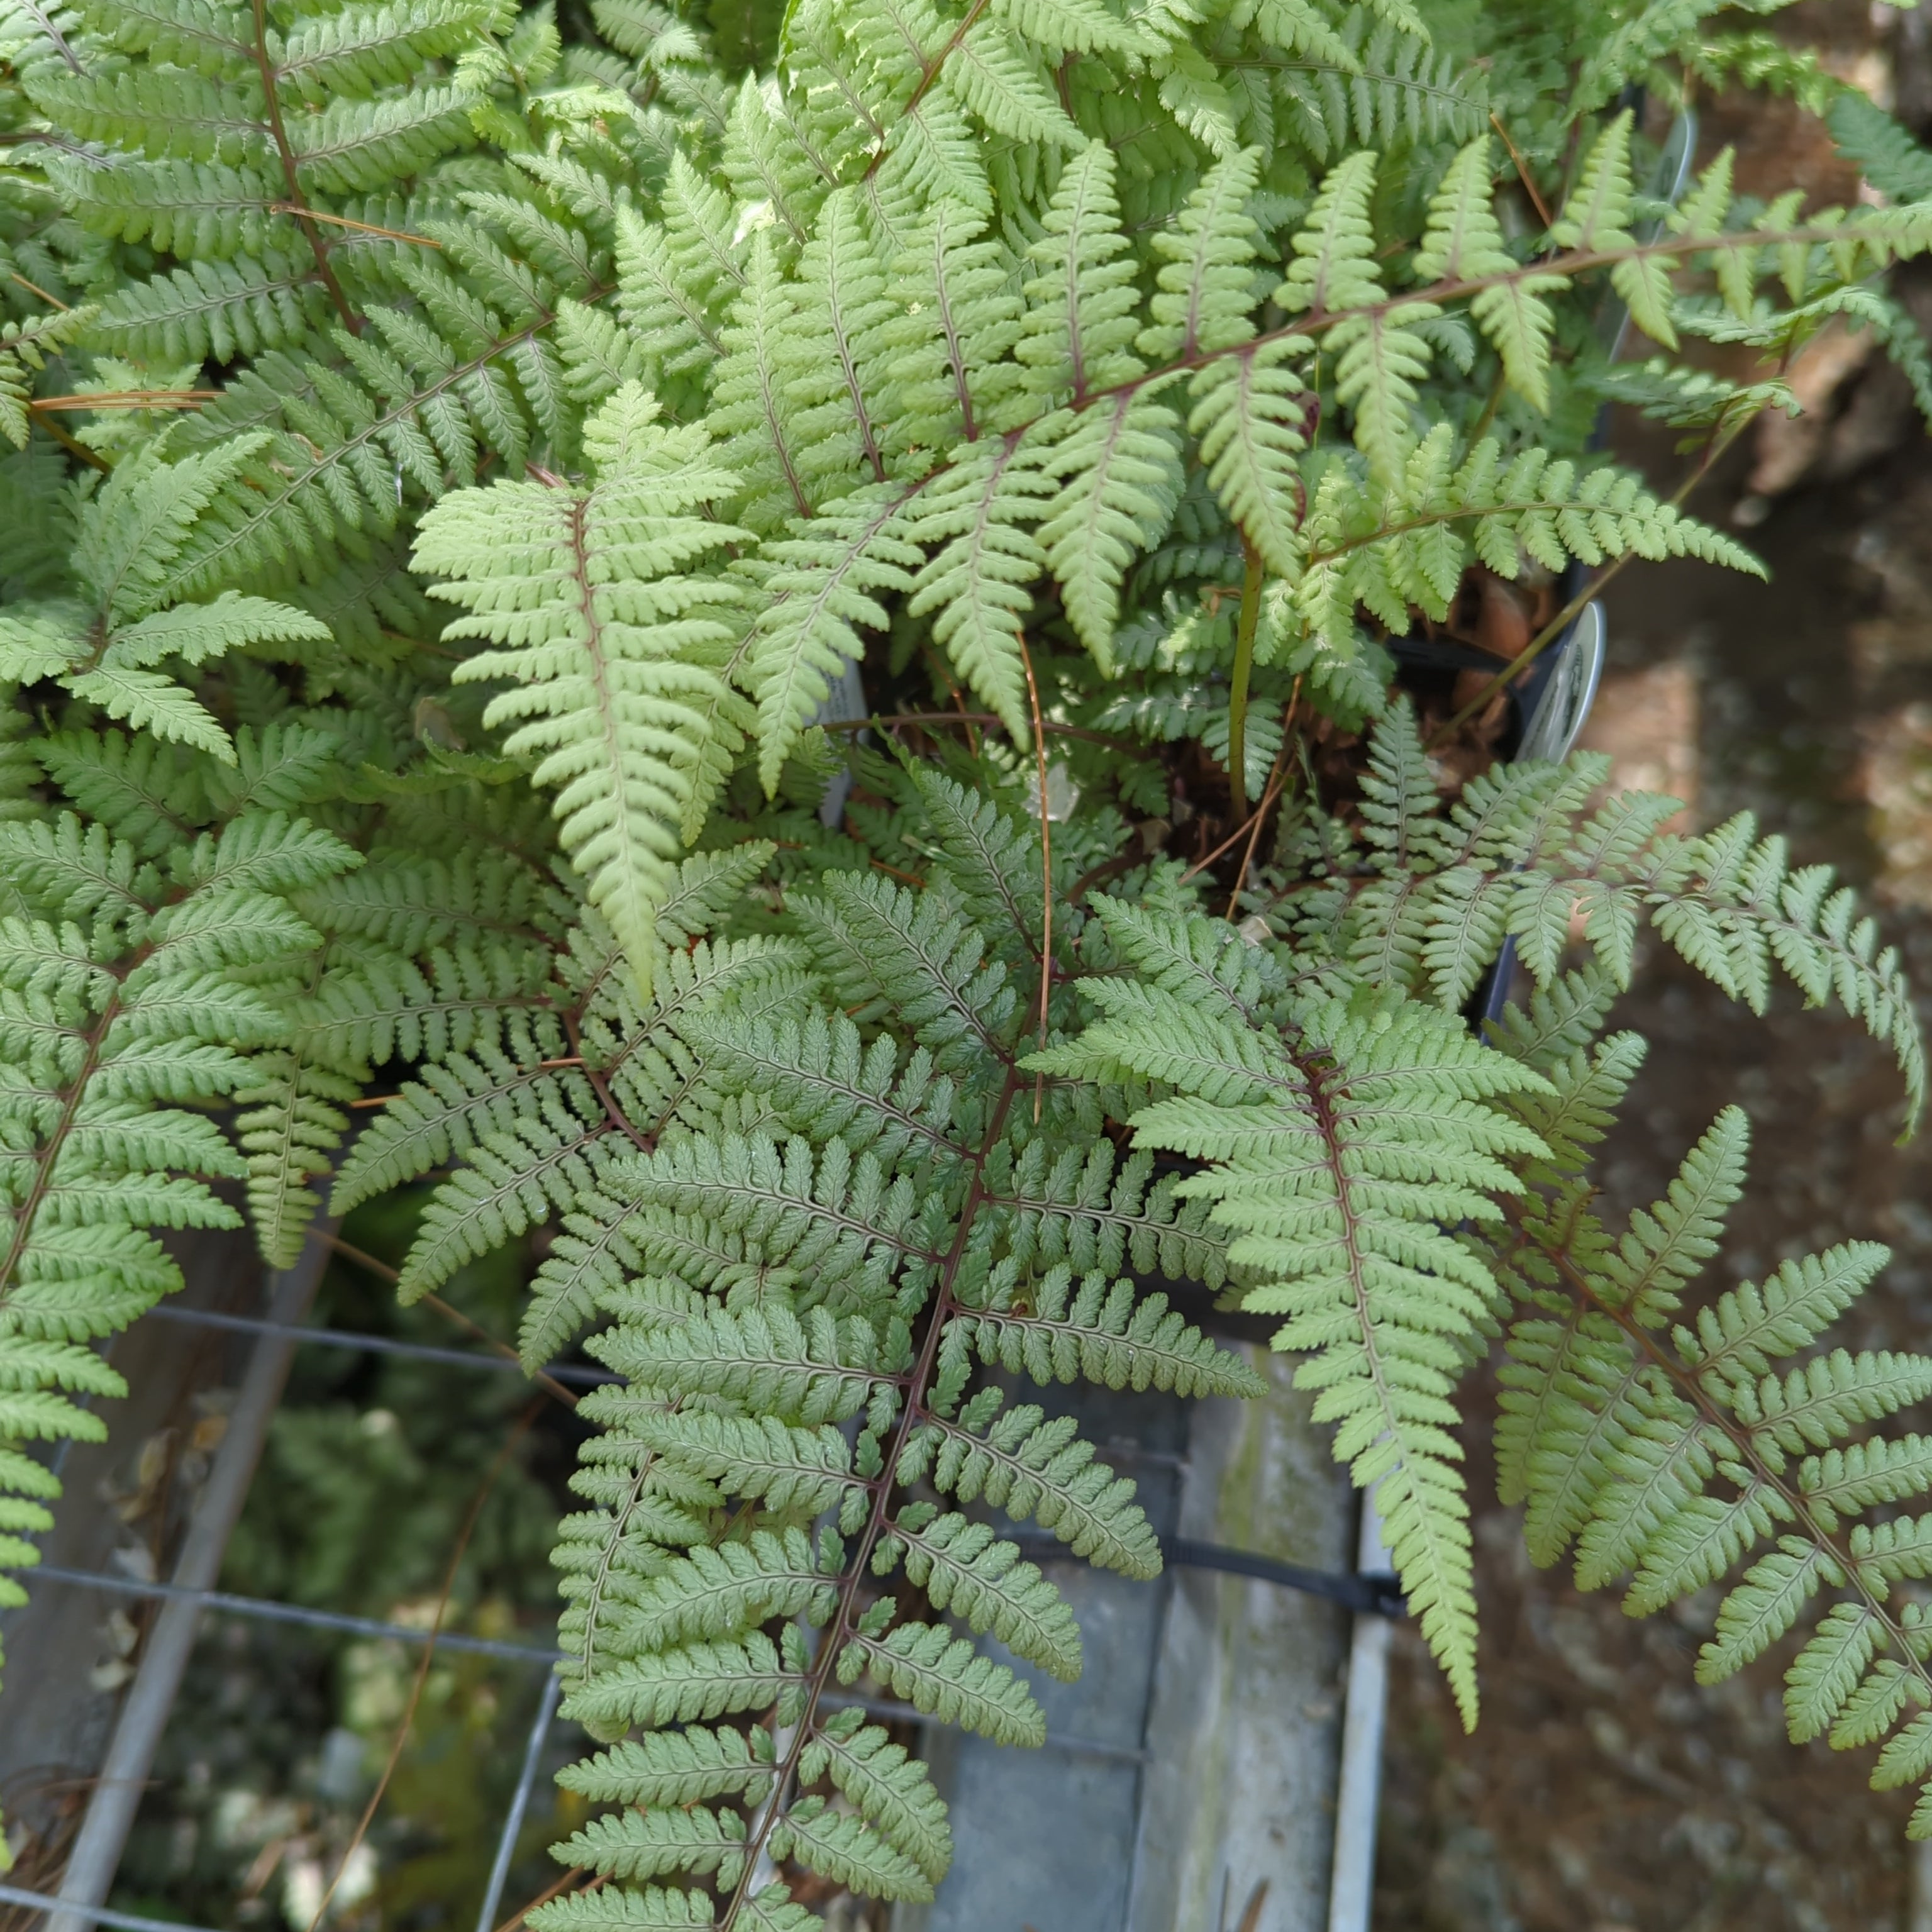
1009, 1531, 1405, 1618
1165, 1536, 1406, 1617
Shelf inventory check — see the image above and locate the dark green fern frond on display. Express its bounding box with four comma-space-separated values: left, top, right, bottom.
0, 735, 355, 1641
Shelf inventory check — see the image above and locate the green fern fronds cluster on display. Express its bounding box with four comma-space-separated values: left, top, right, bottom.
373, 769, 1262, 1922
6, 0, 1932, 1906
404, 93, 1932, 952
4, 0, 1928, 963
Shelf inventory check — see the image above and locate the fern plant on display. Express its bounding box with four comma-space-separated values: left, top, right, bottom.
331, 764, 1258, 1919
6, 0, 1932, 1916
1477, 986, 1932, 1833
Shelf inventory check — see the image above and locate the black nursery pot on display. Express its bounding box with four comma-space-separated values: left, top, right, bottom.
1461, 587, 1606, 1021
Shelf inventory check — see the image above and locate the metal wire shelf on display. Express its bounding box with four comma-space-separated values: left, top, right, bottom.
142, 1303, 620, 1389
8, 1258, 1231, 1932
4, 1243, 582, 1932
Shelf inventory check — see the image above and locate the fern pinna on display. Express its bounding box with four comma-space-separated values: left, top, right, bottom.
7, 0, 1932, 1909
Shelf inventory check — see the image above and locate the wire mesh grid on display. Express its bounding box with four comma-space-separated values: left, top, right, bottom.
1, 1255, 592, 1932
2, 1255, 1228, 1932
4, 1205, 1406, 1932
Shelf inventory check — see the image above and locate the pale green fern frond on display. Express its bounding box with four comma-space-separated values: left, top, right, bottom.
1036, 913, 1552, 1725
1485, 1093, 1932, 1836
905, 433, 1054, 739
415, 387, 755, 992
743, 481, 926, 789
